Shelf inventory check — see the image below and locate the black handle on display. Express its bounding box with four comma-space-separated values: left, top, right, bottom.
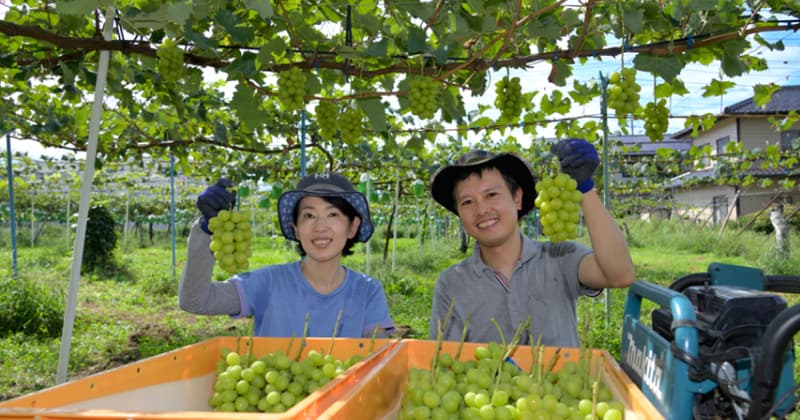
746, 304, 800, 420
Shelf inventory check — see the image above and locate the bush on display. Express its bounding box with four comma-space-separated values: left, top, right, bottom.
0, 276, 64, 337
82, 205, 118, 272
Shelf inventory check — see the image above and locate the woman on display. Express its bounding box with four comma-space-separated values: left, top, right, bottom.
179, 172, 395, 338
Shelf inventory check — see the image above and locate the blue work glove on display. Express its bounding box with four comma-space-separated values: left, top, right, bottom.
551, 138, 599, 193
196, 179, 236, 234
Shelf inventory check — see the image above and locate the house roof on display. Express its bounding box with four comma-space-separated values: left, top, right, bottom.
609, 134, 692, 156
672, 85, 800, 139
667, 164, 800, 189
724, 85, 800, 114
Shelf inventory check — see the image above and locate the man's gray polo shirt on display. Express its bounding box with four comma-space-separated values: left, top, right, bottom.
429, 233, 597, 348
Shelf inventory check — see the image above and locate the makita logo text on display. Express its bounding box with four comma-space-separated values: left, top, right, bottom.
625, 332, 664, 402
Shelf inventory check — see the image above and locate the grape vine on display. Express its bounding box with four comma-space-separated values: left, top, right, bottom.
495, 76, 523, 121
276, 67, 307, 112
156, 40, 184, 84
407, 76, 440, 119
535, 173, 583, 243
606, 67, 640, 118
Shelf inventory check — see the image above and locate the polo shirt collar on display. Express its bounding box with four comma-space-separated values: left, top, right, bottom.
467, 231, 539, 276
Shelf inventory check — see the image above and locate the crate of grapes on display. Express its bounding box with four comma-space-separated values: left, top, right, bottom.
319, 339, 664, 419
0, 336, 396, 419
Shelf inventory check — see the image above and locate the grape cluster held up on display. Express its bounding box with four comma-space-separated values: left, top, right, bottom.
535, 173, 584, 243
208, 209, 252, 274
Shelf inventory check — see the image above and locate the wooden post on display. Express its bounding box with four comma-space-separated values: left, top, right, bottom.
770, 204, 790, 257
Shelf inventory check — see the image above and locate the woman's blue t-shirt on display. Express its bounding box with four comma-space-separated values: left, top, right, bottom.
230, 261, 394, 338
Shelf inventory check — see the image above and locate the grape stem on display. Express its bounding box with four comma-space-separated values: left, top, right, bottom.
454, 313, 471, 361
328, 309, 344, 356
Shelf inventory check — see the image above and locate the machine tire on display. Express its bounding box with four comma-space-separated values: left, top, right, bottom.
669, 272, 711, 292
764, 275, 800, 294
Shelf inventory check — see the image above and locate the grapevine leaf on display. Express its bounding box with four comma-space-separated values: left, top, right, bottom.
621, 3, 644, 34
226, 53, 258, 78
753, 83, 781, 107
364, 39, 388, 57
231, 84, 267, 132
702, 79, 735, 97
358, 98, 388, 133
183, 24, 219, 52
164, 2, 194, 26
407, 26, 427, 54
216, 10, 255, 45
55, 0, 103, 16
632, 54, 683, 82
243, 0, 274, 19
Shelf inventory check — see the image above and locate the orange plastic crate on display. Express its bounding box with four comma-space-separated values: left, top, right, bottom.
321, 339, 664, 419
0, 336, 396, 420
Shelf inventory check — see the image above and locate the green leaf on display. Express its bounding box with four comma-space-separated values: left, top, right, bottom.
702, 79, 735, 97
216, 10, 255, 45
231, 84, 267, 132
226, 53, 258, 78
243, 0, 273, 19
164, 1, 193, 26
183, 24, 219, 52
548, 60, 571, 87
632, 54, 683, 82
358, 98, 387, 133
621, 3, 644, 33
364, 39, 388, 57
55, 0, 103, 16
753, 83, 780, 108
407, 26, 427, 54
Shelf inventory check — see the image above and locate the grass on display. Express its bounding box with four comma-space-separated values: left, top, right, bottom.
0, 217, 799, 411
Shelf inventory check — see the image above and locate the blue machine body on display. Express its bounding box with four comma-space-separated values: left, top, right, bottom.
621, 263, 796, 419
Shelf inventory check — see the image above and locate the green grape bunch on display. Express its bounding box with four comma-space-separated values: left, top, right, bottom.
607, 67, 640, 118
315, 101, 339, 139
276, 67, 307, 112
156, 40, 184, 84
338, 107, 364, 145
535, 173, 583, 243
494, 76, 523, 121
208, 348, 363, 413
407, 76, 440, 119
643, 99, 669, 142
398, 342, 626, 420
208, 209, 253, 275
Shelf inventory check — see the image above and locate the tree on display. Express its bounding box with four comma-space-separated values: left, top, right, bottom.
1, 0, 798, 188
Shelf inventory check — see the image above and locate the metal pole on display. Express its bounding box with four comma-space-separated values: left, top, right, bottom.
5, 132, 18, 279
170, 153, 176, 282
56, 6, 115, 384
391, 168, 399, 272
300, 109, 306, 177
600, 71, 611, 326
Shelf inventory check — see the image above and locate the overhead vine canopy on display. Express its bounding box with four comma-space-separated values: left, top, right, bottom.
1, 0, 798, 181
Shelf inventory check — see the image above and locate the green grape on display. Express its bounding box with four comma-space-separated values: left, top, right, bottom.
315, 101, 339, 139
156, 40, 184, 83
494, 76, 522, 121
643, 99, 669, 142
209, 209, 253, 275
276, 67, 307, 112
407, 76, 440, 119
535, 172, 583, 242
607, 67, 640, 119
339, 107, 364, 144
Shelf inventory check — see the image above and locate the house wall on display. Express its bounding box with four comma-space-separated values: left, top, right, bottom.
687, 119, 737, 167
672, 184, 737, 223
671, 185, 799, 224
738, 118, 786, 149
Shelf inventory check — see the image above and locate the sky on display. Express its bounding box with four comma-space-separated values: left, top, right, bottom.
4, 13, 800, 159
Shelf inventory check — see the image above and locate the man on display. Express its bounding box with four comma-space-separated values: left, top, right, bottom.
428, 139, 634, 347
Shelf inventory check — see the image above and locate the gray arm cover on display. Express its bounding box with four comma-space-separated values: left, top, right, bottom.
178, 221, 242, 315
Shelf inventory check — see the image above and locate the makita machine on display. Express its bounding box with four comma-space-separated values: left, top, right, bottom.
621, 262, 800, 419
